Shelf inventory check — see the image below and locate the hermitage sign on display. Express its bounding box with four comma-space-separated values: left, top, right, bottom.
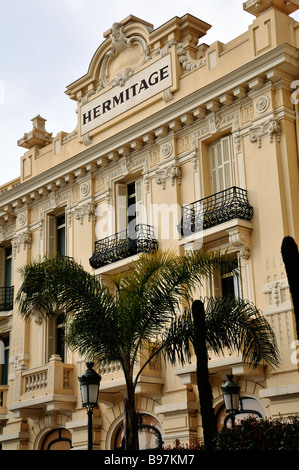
80, 54, 172, 135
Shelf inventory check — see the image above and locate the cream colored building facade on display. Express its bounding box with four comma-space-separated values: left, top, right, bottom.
0, 0, 299, 450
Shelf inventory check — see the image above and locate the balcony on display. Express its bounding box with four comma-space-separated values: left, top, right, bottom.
178, 187, 254, 237
8, 355, 77, 418
99, 354, 163, 405
89, 223, 158, 270
0, 286, 14, 312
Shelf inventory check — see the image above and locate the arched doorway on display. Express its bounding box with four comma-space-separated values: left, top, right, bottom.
40, 428, 72, 450
114, 414, 163, 449
216, 396, 267, 430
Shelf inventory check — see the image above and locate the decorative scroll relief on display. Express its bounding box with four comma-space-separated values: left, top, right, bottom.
249, 118, 281, 148
75, 202, 96, 225
155, 163, 181, 190
0, 225, 15, 243
176, 42, 206, 72
227, 226, 251, 260
12, 230, 32, 254
98, 22, 151, 91
262, 278, 291, 315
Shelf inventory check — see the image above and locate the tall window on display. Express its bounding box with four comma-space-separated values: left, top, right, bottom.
47, 212, 66, 257
213, 256, 240, 298
0, 245, 13, 311
47, 313, 65, 363
56, 215, 66, 257
116, 179, 144, 235
46, 212, 66, 362
0, 336, 9, 385
209, 136, 234, 193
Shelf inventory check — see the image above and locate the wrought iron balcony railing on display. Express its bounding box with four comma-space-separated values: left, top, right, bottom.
0, 286, 14, 312
178, 186, 254, 237
89, 223, 158, 269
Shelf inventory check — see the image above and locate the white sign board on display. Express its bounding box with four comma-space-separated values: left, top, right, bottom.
80, 54, 172, 135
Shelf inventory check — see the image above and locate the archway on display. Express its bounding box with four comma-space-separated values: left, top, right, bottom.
114, 413, 163, 449
216, 396, 267, 430
40, 428, 72, 450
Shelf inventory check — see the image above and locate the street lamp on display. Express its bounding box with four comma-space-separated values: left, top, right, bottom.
78, 362, 101, 450
221, 374, 240, 426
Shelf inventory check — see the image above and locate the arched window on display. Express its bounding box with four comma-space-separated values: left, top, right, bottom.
216, 397, 267, 430
40, 428, 72, 450
114, 414, 163, 449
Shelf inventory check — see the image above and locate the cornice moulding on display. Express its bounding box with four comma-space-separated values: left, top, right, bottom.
0, 45, 296, 212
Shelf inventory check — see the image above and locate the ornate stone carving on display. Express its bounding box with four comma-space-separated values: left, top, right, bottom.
255, 95, 270, 114
249, 118, 281, 148
155, 164, 181, 190
12, 230, 32, 254
97, 22, 151, 91
75, 202, 96, 225
17, 213, 27, 227
227, 227, 251, 259
82, 133, 92, 146
262, 278, 291, 315
161, 142, 173, 159
80, 182, 90, 197
190, 149, 199, 170
163, 89, 174, 103
120, 156, 132, 175
176, 42, 206, 71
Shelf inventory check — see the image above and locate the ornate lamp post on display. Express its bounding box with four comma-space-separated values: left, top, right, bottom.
221, 374, 240, 426
78, 362, 101, 450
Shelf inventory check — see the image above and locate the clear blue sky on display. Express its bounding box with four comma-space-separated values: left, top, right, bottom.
0, 0, 298, 186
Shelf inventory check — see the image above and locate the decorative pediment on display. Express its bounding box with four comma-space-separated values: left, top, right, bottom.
66, 14, 212, 104
97, 21, 151, 91
66, 16, 153, 102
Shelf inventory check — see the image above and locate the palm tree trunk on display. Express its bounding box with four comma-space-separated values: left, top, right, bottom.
192, 300, 217, 450
124, 382, 139, 450
281, 236, 299, 341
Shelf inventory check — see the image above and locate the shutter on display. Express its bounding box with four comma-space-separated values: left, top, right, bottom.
209, 136, 234, 193
209, 145, 218, 194
213, 270, 222, 298
221, 136, 233, 189
116, 184, 127, 234
47, 215, 56, 256
135, 179, 144, 225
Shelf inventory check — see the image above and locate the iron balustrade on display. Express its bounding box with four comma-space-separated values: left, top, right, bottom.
178, 186, 254, 237
89, 223, 158, 269
0, 286, 14, 312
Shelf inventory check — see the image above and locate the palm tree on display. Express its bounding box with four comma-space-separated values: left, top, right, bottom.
16, 249, 236, 450
163, 296, 280, 450
281, 236, 299, 341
